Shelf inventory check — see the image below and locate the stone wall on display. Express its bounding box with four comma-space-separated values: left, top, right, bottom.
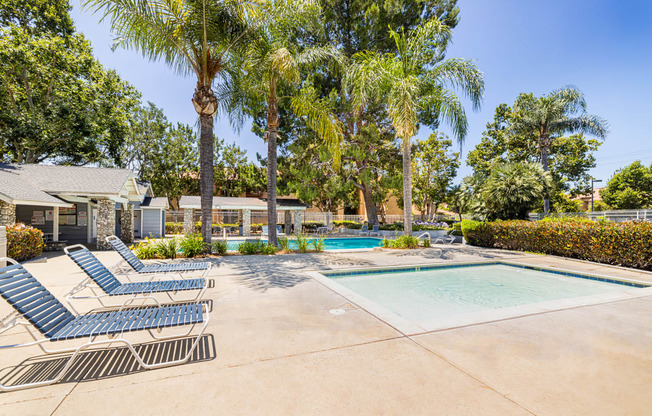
120, 203, 134, 244
0, 201, 16, 226
183, 208, 194, 235
242, 209, 251, 236
284, 211, 292, 234
294, 210, 303, 234
96, 199, 115, 250
0, 226, 6, 267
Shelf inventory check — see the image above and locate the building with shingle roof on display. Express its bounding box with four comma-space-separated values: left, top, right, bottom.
0, 164, 167, 248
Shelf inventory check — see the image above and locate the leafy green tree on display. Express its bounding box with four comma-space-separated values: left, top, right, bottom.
0, 25, 140, 164
509, 86, 608, 214
467, 101, 602, 209
0, 0, 74, 36
85, 0, 272, 245
214, 139, 266, 197
250, 0, 460, 225
479, 162, 552, 220
412, 132, 459, 220
600, 161, 652, 209
345, 19, 483, 235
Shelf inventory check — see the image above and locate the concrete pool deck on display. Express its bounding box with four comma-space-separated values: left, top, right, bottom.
1, 245, 651, 415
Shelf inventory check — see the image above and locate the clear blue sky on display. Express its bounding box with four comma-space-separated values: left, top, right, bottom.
70, 0, 652, 182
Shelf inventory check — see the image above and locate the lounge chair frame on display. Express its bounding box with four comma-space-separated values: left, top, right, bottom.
64, 245, 209, 314
0, 258, 209, 392
106, 235, 211, 280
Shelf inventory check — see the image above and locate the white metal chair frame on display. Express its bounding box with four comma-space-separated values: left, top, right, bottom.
0, 259, 210, 392
64, 245, 209, 315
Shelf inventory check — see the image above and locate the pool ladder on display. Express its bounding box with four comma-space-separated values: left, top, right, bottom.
417, 232, 431, 243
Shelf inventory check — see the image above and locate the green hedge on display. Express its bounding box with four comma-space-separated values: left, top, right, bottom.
461, 219, 652, 270
7, 224, 44, 262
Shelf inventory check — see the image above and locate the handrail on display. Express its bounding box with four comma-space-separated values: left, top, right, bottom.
416, 232, 431, 241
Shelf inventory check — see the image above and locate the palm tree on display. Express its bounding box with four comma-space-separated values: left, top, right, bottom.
345, 20, 484, 235
84, 0, 266, 247
481, 162, 552, 220
225, 3, 342, 246
511, 86, 608, 215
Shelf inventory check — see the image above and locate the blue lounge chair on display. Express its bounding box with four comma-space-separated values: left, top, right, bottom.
360, 224, 369, 236
0, 258, 209, 392
65, 245, 209, 313
106, 235, 211, 279
369, 224, 380, 236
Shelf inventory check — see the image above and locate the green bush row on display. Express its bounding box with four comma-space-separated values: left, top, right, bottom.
7, 224, 44, 262
461, 219, 652, 270
131, 234, 207, 259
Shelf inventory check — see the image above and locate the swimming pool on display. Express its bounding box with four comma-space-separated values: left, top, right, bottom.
226, 237, 383, 251
313, 262, 651, 333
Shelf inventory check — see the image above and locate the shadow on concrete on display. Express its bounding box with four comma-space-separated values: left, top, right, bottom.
0, 335, 216, 389
385, 246, 526, 260
227, 253, 375, 292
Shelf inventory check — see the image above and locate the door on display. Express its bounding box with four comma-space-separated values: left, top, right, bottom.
134, 210, 142, 238
91, 208, 98, 239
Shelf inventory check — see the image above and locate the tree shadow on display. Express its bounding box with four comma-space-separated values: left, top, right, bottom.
0, 334, 216, 389
385, 246, 526, 260
229, 253, 376, 292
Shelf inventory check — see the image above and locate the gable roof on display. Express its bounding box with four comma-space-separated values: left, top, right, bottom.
179, 196, 307, 210
0, 163, 137, 206
140, 197, 169, 209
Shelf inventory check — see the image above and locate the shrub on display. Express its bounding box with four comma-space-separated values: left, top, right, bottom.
460, 220, 494, 247
334, 220, 362, 229
311, 237, 326, 252
180, 234, 205, 257
211, 240, 228, 255
278, 237, 290, 251
131, 239, 158, 260
464, 219, 652, 271
237, 240, 276, 255
422, 238, 431, 248
165, 222, 184, 234
383, 235, 420, 249
6, 224, 44, 261
155, 238, 179, 259
295, 233, 310, 253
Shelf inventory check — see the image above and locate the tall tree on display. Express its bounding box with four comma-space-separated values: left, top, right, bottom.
467, 100, 602, 209
0, 0, 74, 36
600, 161, 652, 209
227, 0, 342, 245
509, 86, 608, 215
85, 0, 266, 246
412, 132, 459, 220
345, 19, 483, 235
0, 25, 140, 164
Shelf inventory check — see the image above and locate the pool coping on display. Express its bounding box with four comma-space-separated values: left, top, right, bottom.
306, 260, 652, 336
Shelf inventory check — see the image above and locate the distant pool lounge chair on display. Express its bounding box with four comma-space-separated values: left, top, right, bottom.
106, 236, 211, 279
261, 225, 286, 237
64, 245, 209, 313
369, 224, 380, 236
360, 224, 369, 236
433, 229, 456, 245
0, 258, 209, 391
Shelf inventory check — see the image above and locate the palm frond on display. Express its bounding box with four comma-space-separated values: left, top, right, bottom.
290, 83, 343, 169
551, 114, 609, 139
429, 58, 484, 111
421, 87, 468, 143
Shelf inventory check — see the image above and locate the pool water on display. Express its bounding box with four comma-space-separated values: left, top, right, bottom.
226, 237, 383, 251
328, 264, 639, 325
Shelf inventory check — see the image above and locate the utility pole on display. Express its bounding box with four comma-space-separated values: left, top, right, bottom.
591, 178, 602, 211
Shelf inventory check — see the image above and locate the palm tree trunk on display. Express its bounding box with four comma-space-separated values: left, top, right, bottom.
541, 145, 550, 216
199, 113, 214, 246
266, 94, 279, 246
193, 84, 218, 249
402, 139, 413, 236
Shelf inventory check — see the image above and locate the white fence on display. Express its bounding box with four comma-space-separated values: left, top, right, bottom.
166, 210, 459, 225
529, 209, 652, 222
